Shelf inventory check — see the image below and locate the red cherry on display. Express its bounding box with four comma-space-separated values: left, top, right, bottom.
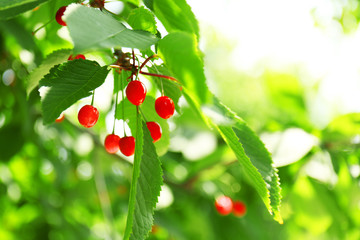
119, 136, 135, 156
126, 80, 147, 106
104, 134, 120, 154
78, 105, 99, 128
233, 201, 247, 217
215, 196, 233, 216
55, 6, 67, 26
55, 112, 65, 123
146, 122, 162, 143
68, 54, 86, 60
155, 96, 175, 119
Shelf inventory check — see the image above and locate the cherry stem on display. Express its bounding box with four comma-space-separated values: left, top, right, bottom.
120, 73, 126, 137
139, 54, 158, 71
112, 88, 119, 134
91, 90, 95, 106
32, 19, 53, 35
139, 71, 179, 83
139, 107, 148, 122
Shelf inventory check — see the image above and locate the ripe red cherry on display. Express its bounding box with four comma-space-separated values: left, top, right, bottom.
215, 196, 233, 216
78, 105, 99, 128
55, 6, 67, 26
68, 54, 86, 60
104, 134, 120, 154
55, 112, 65, 123
233, 201, 247, 217
155, 96, 175, 119
126, 80, 147, 106
119, 136, 135, 156
146, 122, 162, 143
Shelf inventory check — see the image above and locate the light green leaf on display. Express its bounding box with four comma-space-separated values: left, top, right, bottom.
0, 0, 49, 20
208, 98, 283, 224
27, 49, 72, 96
116, 95, 170, 156
65, 4, 158, 53
153, 0, 199, 38
158, 32, 209, 104
39, 59, 109, 124
127, 7, 157, 34
124, 116, 163, 240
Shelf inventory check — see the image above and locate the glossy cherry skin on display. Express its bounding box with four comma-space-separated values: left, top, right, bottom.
78, 105, 99, 128
233, 201, 247, 217
104, 134, 121, 154
55, 6, 67, 26
126, 80, 147, 106
155, 96, 175, 119
68, 54, 86, 60
55, 112, 65, 123
119, 136, 135, 156
146, 122, 162, 143
215, 196, 233, 216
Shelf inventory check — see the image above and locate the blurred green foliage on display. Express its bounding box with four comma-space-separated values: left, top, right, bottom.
0, 0, 360, 239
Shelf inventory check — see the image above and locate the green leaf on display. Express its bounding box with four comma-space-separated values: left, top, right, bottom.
207, 98, 283, 224
65, 4, 158, 53
0, 0, 49, 20
124, 116, 163, 240
39, 59, 109, 124
116, 95, 170, 156
0, 124, 25, 161
127, 7, 157, 34
158, 32, 209, 104
146, 64, 182, 113
114, 69, 132, 93
143, 0, 154, 10
153, 0, 199, 38
27, 49, 72, 96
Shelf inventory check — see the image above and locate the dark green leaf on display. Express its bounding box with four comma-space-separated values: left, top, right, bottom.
127, 7, 157, 34
39, 59, 109, 124
0, 124, 25, 161
158, 32, 209, 104
124, 116, 163, 240
27, 49, 72, 96
153, 0, 199, 38
65, 4, 158, 53
0, 0, 49, 20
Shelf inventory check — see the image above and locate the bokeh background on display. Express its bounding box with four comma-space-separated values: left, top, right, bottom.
0, 0, 360, 239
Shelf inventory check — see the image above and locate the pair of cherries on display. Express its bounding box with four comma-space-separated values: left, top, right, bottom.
215, 196, 247, 217
126, 80, 175, 119
104, 121, 161, 156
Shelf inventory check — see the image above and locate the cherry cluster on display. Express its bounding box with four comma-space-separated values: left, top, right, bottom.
215, 196, 247, 217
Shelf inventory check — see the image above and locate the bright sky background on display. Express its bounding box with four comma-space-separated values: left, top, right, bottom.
189, 0, 360, 128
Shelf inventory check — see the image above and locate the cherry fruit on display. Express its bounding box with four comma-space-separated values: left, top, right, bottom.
146, 122, 162, 143
215, 196, 233, 216
155, 96, 175, 119
126, 80, 147, 106
55, 6, 67, 26
233, 201, 247, 217
78, 105, 99, 128
119, 136, 135, 156
104, 134, 120, 154
68, 54, 86, 60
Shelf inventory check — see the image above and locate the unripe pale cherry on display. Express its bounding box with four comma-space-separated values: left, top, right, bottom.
119, 136, 135, 156
146, 122, 162, 143
78, 105, 99, 128
104, 134, 121, 154
55, 112, 65, 123
55, 6, 67, 26
155, 96, 175, 119
232, 201, 247, 217
215, 196, 233, 216
126, 80, 147, 106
